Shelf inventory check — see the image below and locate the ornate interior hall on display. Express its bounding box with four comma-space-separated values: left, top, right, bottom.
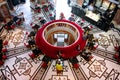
0, 0, 120, 80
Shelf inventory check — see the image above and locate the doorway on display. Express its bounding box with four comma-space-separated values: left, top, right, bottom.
55, 0, 72, 19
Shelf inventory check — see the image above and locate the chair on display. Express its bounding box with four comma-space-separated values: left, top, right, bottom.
3, 40, 8, 46
44, 7, 49, 12
2, 48, 7, 53
114, 46, 120, 52
73, 63, 79, 69
41, 62, 48, 68
26, 32, 29, 35
88, 56, 93, 60
11, 25, 15, 29
2, 55, 7, 60
30, 22, 33, 26
38, 17, 42, 20
37, 9, 41, 13
5, 26, 9, 30
34, 10, 38, 13
81, 18, 85, 22
16, 19, 22, 25
24, 43, 31, 48
42, 2, 45, 5
29, 53, 36, 59
114, 53, 119, 58
93, 44, 98, 50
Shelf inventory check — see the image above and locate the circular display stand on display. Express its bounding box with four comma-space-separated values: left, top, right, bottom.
36, 20, 86, 59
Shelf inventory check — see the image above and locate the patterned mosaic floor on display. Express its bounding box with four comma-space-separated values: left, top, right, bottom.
0, 0, 120, 80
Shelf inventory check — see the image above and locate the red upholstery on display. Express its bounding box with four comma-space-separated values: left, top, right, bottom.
114, 53, 119, 58
2, 55, 7, 60
49, 14, 52, 16
114, 46, 120, 52
5, 26, 9, 29
118, 58, 120, 63
24, 43, 31, 48
16, 20, 22, 25
2, 48, 7, 53
34, 10, 38, 13
3, 40, 8, 46
38, 17, 42, 20
89, 56, 93, 60
32, 25, 35, 29
27, 34, 31, 37
42, 2, 45, 5
30, 22, 33, 26
29, 53, 35, 59
93, 44, 98, 50
44, 7, 49, 12
37, 9, 41, 13
82, 19, 85, 22
11, 25, 15, 29
41, 62, 48, 68
73, 63, 79, 69
26, 32, 28, 35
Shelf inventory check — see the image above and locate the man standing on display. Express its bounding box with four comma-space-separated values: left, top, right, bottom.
56, 60, 63, 75
67, 0, 71, 6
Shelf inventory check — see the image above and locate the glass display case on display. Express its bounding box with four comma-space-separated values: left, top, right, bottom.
100, 0, 110, 10
95, 0, 102, 8
94, 0, 117, 11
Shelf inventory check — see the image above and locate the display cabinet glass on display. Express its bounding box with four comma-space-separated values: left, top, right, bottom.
95, 0, 102, 8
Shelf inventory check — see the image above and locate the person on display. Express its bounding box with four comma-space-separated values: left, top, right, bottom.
67, 0, 71, 6
68, 14, 75, 21
40, 17, 46, 25
56, 60, 63, 75
18, 12, 25, 22
59, 12, 65, 20
81, 49, 92, 61
11, 11, 25, 25
32, 48, 41, 56
49, 14, 55, 20
87, 3, 94, 11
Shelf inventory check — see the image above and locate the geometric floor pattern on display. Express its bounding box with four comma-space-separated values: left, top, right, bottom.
0, 0, 120, 80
